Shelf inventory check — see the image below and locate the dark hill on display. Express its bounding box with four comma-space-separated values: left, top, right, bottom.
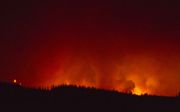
0, 82, 180, 112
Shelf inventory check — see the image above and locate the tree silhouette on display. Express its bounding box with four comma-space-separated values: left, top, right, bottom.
0, 82, 180, 112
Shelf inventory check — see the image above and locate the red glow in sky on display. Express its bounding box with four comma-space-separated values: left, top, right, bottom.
0, 0, 180, 96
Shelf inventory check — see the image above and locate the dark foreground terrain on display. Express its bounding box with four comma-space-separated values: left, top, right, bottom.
0, 82, 180, 112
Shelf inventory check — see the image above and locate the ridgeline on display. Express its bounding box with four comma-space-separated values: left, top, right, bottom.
0, 82, 180, 112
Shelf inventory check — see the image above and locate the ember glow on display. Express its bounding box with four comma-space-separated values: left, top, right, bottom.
13, 79, 17, 84
0, 0, 180, 96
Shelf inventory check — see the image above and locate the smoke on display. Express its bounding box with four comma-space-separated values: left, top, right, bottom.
1, 30, 180, 96
28, 35, 180, 96
0, 0, 180, 96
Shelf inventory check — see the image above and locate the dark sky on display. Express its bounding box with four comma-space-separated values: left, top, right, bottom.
0, 0, 180, 96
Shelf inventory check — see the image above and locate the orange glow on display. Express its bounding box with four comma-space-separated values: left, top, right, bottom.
132, 87, 146, 96
13, 79, 17, 83
26, 46, 180, 96
0, 1, 179, 98
41, 53, 177, 97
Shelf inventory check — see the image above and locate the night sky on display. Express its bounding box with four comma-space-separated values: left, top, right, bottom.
0, 0, 180, 96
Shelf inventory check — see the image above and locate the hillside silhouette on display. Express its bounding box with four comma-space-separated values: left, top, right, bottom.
0, 82, 180, 112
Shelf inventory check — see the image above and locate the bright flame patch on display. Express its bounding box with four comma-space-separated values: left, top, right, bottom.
133, 87, 146, 96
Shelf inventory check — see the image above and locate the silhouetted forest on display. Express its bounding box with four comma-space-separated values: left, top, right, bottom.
0, 82, 180, 112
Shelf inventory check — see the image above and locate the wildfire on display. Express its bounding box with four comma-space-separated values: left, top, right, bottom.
132, 87, 146, 96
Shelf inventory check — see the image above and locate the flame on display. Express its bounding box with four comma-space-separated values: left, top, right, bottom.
26, 39, 180, 96
132, 87, 146, 96
1, 1, 179, 97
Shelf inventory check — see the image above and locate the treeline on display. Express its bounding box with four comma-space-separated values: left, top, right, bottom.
0, 82, 180, 112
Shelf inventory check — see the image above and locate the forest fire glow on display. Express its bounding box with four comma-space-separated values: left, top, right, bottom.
132, 87, 146, 96
0, 0, 179, 99
11, 39, 179, 97
35, 49, 180, 97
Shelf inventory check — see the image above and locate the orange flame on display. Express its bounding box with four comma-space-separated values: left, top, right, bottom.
30, 45, 180, 97
132, 87, 146, 96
